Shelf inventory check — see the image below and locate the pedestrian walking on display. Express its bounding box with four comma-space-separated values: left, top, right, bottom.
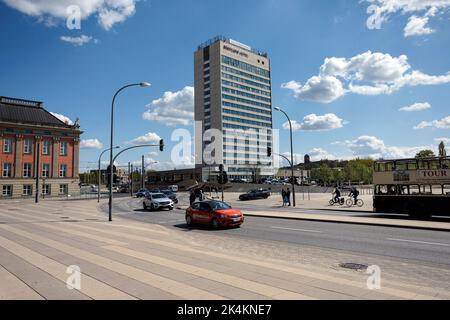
189, 191, 196, 205
286, 188, 291, 206
281, 188, 286, 206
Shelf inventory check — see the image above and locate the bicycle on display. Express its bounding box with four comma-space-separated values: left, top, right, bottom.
345, 197, 364, 207
329, 197, 345, 206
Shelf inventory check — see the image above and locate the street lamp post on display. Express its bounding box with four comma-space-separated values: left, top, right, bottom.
98, 146, 120, 202
274, 107, 296, 207
109, 82, 151, 221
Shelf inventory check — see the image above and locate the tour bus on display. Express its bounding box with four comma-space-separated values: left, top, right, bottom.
373, 156, 450, 217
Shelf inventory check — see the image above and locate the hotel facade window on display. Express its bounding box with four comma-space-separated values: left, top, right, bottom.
24, 139, 33, 154
42, 163, 50, 178
60, 141, 68, 156
23, 163, 32, 177
42, 140, 50, 155
23, 185, 32, 196
2, 163, 12, 177
2, 185, 12, 196
59, 184, 68, 195
59, 164, 67, 177
3, 138, 12, 153
42, 184, 51, 195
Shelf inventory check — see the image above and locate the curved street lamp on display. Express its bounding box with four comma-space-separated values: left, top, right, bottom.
109, 82, 151, 221
98, 146, 120, 202
274, 106, 296, 207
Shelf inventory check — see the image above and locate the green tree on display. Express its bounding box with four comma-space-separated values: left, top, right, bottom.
439, 141, 447, 157
415, 149, 436, 158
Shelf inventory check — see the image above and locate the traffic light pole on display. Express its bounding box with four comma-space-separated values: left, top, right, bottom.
109, 142, 164, 221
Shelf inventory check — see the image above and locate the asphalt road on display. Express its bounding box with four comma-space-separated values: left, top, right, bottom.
104, 196, 450, 267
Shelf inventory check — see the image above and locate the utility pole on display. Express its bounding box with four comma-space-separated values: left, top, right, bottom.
141, 155, 145, 189
35, 141, 40, 203
128, 162, 131, 195
130, 164, 134, 197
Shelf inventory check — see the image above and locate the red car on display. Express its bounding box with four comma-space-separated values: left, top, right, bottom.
185, 201, 244, 229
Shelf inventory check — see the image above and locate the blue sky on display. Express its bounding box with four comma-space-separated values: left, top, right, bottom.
1, 0, 449, 172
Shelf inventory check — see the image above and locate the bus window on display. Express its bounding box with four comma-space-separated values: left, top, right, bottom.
388, 185, 397, 195
421, 185, 432, 194
444, 185, 450, 196
431, 185, 443, 195
429, 161, 440, 170
406, 161, 418, 170
441, 159, 450, 169
418, 160, 429, 170
376, 185, 388, 195
395, 161, 407, 170
409, 185, 420, 195
386, 162, 394, 171
399, 185, 408, 195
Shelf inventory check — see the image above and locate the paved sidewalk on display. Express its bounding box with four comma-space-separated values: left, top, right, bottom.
0, 199, 448, 300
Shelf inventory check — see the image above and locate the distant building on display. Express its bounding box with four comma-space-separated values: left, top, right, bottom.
194, 36, 274, 181
0, 96, 82, 198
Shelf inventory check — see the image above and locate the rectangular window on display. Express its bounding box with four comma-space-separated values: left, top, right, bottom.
3, 138, 12, 153
2, 185, 12, 197
23, 163, 32, 178
42, 163, 50, 178
42, 184, 51, 195
42, 140, 50, 155
24, 139, 33, 154
59, 164, 67, 177
2, 163, 12, 177
60, 142, 68, 156
23, 185, 32, 196
59, 184, 68, 195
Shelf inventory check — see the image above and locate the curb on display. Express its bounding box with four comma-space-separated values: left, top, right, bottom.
243, 213, 450, 232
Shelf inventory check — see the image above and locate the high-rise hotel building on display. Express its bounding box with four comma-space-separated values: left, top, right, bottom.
194, 36, 274, 180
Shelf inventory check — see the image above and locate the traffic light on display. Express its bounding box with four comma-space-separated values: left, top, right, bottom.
267, 147, 272, 157
159, 139, 164, 151
218, 171, 228, 185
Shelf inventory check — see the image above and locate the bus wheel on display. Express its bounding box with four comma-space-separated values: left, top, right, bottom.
405, 202, 429, 219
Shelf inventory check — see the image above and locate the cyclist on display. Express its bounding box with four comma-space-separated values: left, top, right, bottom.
332, 186, 341, 204
349, 187, 360, 205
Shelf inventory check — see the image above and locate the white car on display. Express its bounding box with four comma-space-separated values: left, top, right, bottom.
143, 193, 174, 211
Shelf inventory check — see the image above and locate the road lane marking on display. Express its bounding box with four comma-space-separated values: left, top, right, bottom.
270, 226, 323, 233
387, 238, 450, 247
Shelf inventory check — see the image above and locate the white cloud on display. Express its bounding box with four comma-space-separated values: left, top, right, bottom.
340, 135, 432, 159
308, 148, 337, 161
281, 77, 346, 104
50, 112, 73, 125
143, 86, 194, 126
80, 138, 103, 149
434, 137, 450, 143
414, 116, 450, 129
129, 132, 161, 145
365, 1, 449, 36
282, 113, 346, 131
399, 102, 431, 112
60, 34, 95, 46
2, 0, 137, 30
282, 51, 450, 103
